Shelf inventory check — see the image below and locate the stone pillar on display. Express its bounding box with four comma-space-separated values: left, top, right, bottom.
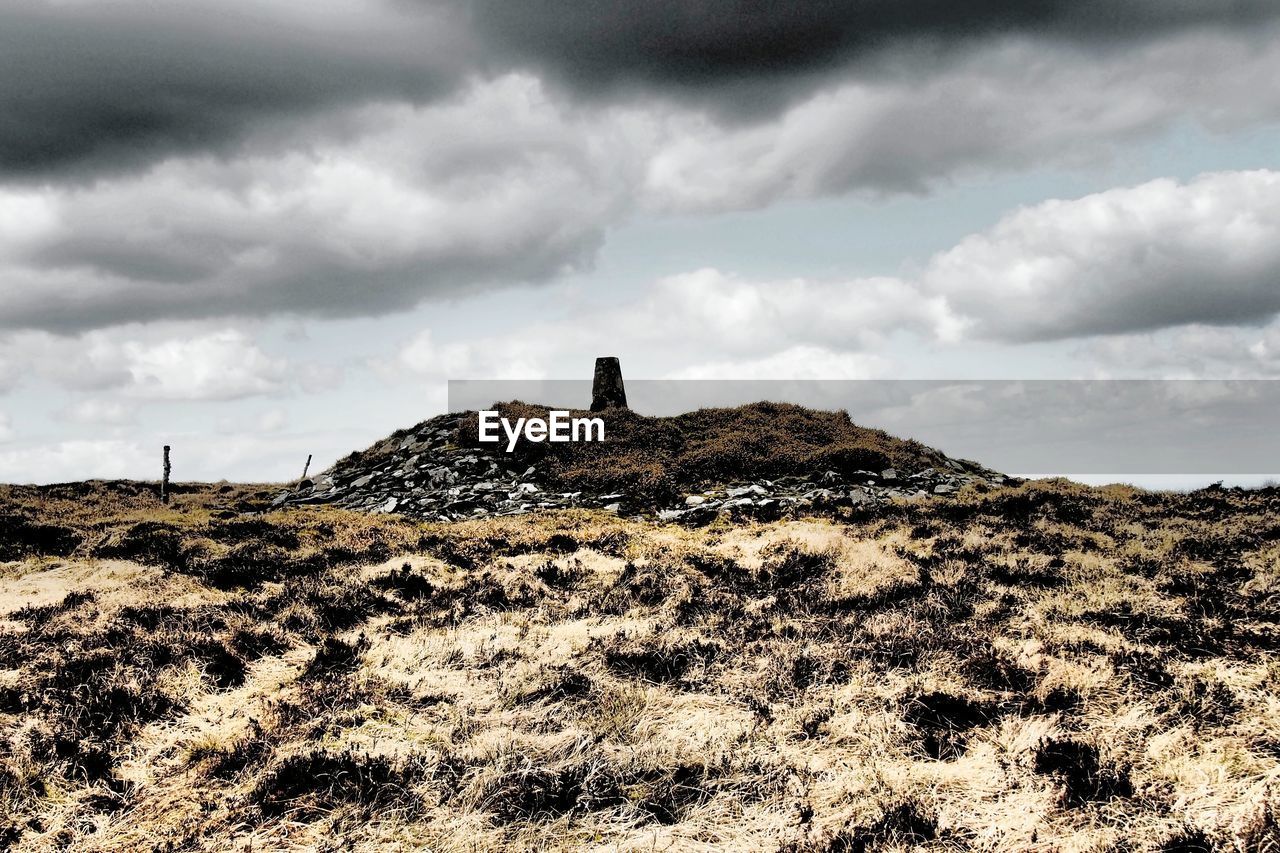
590, 357, 627, 412
161, 445, 171, 504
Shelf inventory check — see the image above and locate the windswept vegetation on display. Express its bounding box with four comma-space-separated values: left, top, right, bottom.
1, 479, 1278, 850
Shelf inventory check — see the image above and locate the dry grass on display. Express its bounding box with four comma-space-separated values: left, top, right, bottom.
0, 480, 1278, 850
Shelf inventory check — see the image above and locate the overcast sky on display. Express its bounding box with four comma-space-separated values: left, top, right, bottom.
3, 0, 1280, 484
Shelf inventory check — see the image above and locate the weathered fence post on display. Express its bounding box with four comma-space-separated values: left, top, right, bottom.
590, 356, 627, 412
297, 453, 312, 487
161, 445, 171, 504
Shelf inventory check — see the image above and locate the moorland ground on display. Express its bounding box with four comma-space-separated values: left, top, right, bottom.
0, 479, 1278, 851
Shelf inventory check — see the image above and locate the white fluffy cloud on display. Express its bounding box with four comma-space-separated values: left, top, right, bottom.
119, 331, 289, 400
1, 327, 293, 400
641, 269, 950, 353
927, 170, 1280, 342
0, 75, 646, 332
390, 270, 926, 381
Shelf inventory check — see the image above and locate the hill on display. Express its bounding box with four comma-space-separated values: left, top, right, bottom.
277, 402, 1009, 521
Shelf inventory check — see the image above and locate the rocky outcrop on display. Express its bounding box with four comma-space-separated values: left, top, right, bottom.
274, 412, 1013, 522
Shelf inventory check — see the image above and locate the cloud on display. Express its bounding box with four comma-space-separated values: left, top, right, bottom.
259, 409, 288, 433
297, 364, 346, 394
217, 408, 288, 434
118, 330, 289, 401
666, 346, 888, 380
0, 439, 152, 484
927, 170, 1280, 341
0, 412, 11, 443
396, 267, 943, 378
0, 327, 293, 400
388, 168, 1280, 385
640, 269, 950, 352
4, 24, 1280, 333
0, 76, 642, 332
0, 351, 16, 393
6, 0, 1276, 184
1075, 320, 1280, 378
641, 31, 1280, 211
395, 329, 553, 380
0, 0, 465, 177
0, 423, 384, 485
464, 0, 1280, 107
5, 5, 1280, 349
61, 399, 138, 427
391, 270, 917, 382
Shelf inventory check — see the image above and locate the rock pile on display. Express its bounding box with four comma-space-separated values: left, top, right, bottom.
274, 412, 1013, 522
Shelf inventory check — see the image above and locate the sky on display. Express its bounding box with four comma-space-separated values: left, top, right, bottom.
3, 1, 1280, 484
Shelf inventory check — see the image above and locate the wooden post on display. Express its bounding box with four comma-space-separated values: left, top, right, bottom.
161, 445, 171, 504
590, 356, 627, 412
297, 454, 312, 487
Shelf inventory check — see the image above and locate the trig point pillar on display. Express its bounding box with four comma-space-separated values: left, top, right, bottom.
161, 445, 171, 504
590, 357, 627, 412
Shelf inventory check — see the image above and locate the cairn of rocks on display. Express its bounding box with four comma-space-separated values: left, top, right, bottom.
274, 412, 1011, 523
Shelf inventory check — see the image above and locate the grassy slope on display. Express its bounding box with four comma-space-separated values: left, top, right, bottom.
0, 481, 1278, 850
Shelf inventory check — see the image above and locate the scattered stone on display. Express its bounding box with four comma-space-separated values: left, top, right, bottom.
727, 484, 769, 498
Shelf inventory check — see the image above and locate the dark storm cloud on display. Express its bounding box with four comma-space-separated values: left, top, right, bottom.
0, 0, 465, 177
8, 0, 1276, 182
1, 228, 605, 334
462, 0, 1280, 101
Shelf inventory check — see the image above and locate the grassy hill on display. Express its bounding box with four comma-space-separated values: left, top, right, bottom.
1, 479, 1278, 850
